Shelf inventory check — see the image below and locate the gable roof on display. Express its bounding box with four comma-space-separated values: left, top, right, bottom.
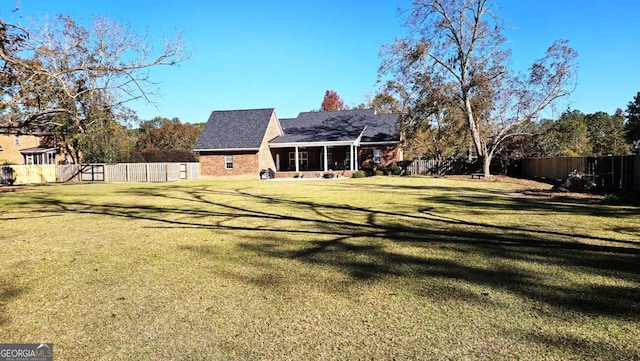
270, 109, 399, 146
361, 113, 399, 143
194, 108, 275, 151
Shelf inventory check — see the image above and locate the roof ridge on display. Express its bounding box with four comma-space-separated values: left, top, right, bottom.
211, 108, 274, 113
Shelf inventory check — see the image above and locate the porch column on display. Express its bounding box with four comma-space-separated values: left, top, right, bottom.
294, 145, 299, 173
350, 145, 355, 171
323, 145, 328, 172
354, 145, 358, 171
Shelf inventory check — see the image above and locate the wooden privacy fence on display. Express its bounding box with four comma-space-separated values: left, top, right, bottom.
2, 163, 199, 185
1, 165, 57, 185
403, 158, 473, 176
521, 157, 587, 180
58, 163, 199, 183
522, 156, 640, 192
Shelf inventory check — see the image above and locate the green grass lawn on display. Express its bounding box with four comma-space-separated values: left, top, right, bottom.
1, 176, 639, 360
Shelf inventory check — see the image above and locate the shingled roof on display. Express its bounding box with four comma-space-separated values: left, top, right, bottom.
361, 113, 399, 143
270, 109, 399, 145
194, 108, 275, 151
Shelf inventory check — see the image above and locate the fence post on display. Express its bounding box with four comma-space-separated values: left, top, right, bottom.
635, 155, 640, 192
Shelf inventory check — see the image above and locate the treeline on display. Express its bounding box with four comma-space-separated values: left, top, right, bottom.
81, 117, 203, 163
404, 91, 640, 171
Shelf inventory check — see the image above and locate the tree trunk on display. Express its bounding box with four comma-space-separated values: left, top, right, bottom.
482, 155, 491, 178
464, 98, 484, 158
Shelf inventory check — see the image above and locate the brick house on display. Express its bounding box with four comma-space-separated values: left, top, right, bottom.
194, 108, 402, 178
0, 130, 61, 165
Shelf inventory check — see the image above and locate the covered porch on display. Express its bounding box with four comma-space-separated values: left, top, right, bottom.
269, 142, 360, 175
20, 147, 58, 165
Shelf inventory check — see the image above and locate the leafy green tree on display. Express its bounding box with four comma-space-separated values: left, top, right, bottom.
553, 110, 591, 156
586, 110, 628, 156
370, 93, 400, 114
135, 117, 202, 151
529, 110, 590, 157
625, 92, 640, 145
80, 119, 132, 163
402, 76, 469, 164
528, 119, 557, 157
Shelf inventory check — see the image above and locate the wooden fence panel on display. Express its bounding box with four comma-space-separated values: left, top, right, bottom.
147, 163, 167, 182
4, 165, 56, 184
523, 155, 638, 192
522, 157, 587, 180
56, 164, 81, 182
404, 159, 472, 175
635, 155, 640, 192
188, 163, 199, 180
79, 164, 105, 182
127, 164, 149, 182
166, 163, 192, 181
105, 164, 128, 182
5, 162, 200, 184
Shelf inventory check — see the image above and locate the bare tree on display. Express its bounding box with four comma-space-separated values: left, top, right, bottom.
0, 15, 187, 163
380, 0, 578, 176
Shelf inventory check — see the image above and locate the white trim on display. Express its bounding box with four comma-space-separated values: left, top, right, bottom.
354, 125, 366, 147
269, 140, 356, 148
224, 155, 234, 169
358, 141, 399, 146
194, 147, 259, 152
323, 145, 328, 172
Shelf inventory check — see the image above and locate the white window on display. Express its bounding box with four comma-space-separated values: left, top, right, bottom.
288, 151, 308, 168
373, 149, 382, 164
224, 155, 233, 169
14, 135, 20, 145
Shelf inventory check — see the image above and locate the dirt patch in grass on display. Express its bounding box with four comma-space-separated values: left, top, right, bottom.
0, 186, 24, 193
446, 175, 607, 202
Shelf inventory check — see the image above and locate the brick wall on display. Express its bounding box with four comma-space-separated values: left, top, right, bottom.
0, 135, 40, 164
199, 152, 259, 177
359, 145, 402, 169
257, 112, 280, 172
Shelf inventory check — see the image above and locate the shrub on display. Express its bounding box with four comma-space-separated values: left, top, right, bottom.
359, 167, 375, 177
552, 170, 596, 192
375, 170, 384, 176
352, 170, 366, 178
134, 149, 197, 162
389, 165, 402, 175
377, 166, 388, 175
1, 166, 15, 185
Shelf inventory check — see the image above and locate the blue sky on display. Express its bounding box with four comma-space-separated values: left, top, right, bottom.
3, 0, 639, 123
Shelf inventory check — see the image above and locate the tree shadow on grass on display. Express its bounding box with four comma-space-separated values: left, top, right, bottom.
15, 184, 640, 321
342, 181, 640, 218
525, 329, 640, 360
0, 262, 27, 327
0, 285, 23, 326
